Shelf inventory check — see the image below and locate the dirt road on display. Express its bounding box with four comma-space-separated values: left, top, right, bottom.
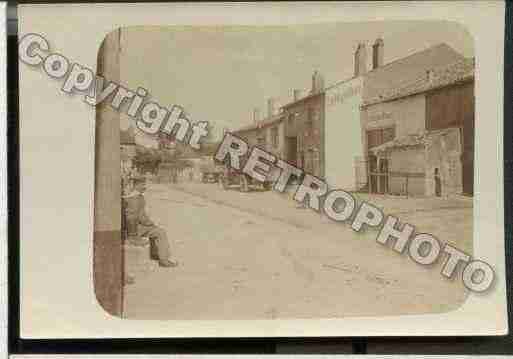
123, 183, 471, 319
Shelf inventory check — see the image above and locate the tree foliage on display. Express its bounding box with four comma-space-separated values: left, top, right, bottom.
133, 145, 195, 174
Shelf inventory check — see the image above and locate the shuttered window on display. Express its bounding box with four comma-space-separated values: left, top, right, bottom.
366, 127, 395, 149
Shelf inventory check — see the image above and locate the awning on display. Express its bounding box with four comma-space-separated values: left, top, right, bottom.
369, 128, 458, 154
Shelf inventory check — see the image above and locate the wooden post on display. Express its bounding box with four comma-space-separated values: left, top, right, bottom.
386, 157, 390, 194
405, 174, 409, 199
376, 157, 381, 194
367, 156, 371, 194
93, 29, 123, 317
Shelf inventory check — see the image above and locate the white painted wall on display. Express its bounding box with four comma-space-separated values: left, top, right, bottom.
324, 77, 363, 191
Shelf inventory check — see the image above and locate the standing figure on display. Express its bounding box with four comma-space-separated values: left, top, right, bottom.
434, 168, 442, 197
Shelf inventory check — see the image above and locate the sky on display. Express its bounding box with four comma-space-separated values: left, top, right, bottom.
117, 21, 474, 146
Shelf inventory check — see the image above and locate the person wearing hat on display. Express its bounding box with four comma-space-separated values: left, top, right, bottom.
123, 175, 178, 268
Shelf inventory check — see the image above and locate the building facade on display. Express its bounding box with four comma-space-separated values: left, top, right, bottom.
232, 40, 473, 197
282, 71, 326, 178
233, 100, 286, 160
361, 58, 475, 197
279, 41, 465, 193
324, 76, 364, 190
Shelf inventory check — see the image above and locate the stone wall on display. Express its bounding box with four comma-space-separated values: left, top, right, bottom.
425, 128, 463, 196
362, 93, 426, 146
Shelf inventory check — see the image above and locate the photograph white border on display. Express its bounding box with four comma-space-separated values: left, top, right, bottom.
17, 1, 507, 339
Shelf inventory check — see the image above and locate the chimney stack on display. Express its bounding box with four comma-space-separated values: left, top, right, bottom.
372, 38, 384, 69
267, 98, 275, 119
252, 107, 260, 124
426, 69, 435, 83
293, 89, 302, 101
354, 43, 367, 77
311, 70, 325, 94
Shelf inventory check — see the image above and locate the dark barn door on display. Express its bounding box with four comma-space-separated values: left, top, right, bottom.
460, 82, 475, 196
286, 137, 298, 165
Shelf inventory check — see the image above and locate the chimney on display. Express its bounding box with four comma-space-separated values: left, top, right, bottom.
372, 38, 384, 69
426, 69, 435, 83
293, 89, 302, 101
311, 70, 325, 94
252, 108, 260, 124
267, 98, 275, 119
354, 43, 367, 77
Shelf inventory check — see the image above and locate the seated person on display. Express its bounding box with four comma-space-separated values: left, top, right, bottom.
123, 175, 178, 268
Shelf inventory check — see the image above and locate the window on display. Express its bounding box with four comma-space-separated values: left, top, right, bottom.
383, 127, 395, 143
288, 114, 294, 129
366, 127, 395, 149
288, 112, 299, 129
312, 149, 320, 177
367, 130, 380, 149
308, 108, 314, 122
271, 126, 279, 147
312, 108, 320, 122
305, 108, 314, 136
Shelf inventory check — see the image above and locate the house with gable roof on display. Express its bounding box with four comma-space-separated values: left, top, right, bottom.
361, 57, 474, 196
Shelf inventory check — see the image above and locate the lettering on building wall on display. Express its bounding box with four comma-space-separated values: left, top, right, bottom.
326, 84, 362, 108
368, 111, 393, 122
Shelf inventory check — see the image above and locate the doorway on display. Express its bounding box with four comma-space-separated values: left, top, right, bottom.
378, 158, 389, 194
286, 137, 298, 165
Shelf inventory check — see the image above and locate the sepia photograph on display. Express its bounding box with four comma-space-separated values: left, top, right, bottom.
94, 22, 475, 320
17, 2, 506, 339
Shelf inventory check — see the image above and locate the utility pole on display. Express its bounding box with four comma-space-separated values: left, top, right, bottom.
93, 29, 123, 316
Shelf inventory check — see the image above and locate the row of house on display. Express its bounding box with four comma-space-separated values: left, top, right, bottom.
232, 39, 475, 197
